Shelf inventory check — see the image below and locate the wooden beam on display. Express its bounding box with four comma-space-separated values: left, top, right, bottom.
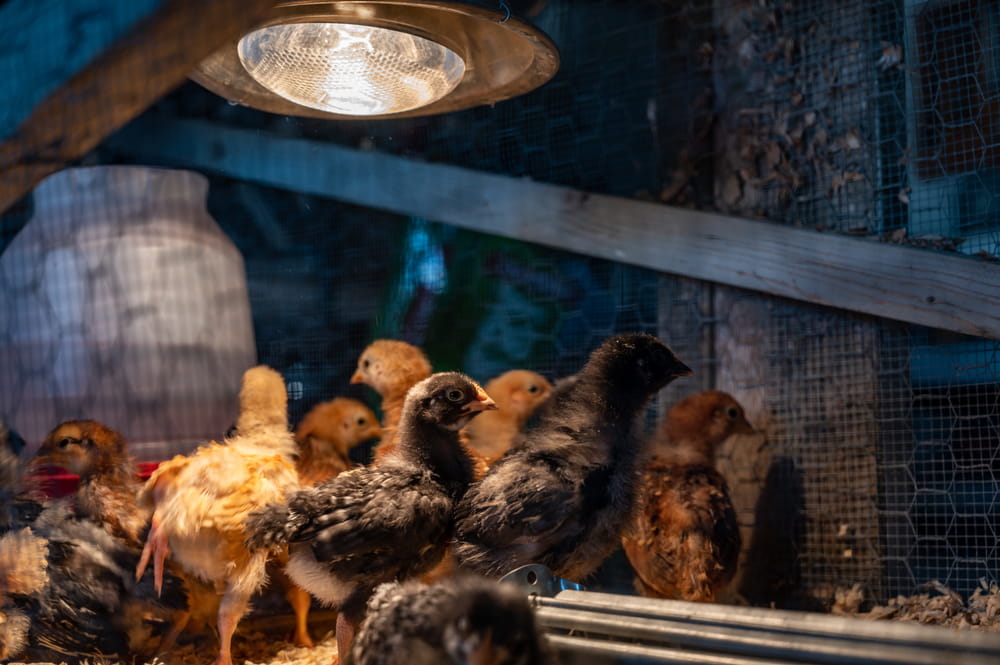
107, 115, 1000, 340
0, 0, 163, 142
0, 0, 278, 215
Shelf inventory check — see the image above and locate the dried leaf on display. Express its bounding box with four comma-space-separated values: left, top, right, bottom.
877, 42, 903, 71
721, 173, 743, 208
886, 227, 907, 243
844, 128, 863, 150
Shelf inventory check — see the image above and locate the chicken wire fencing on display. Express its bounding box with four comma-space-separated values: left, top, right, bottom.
1, 0, 999, 616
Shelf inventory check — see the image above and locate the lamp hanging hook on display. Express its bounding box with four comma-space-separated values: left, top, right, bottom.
498, 1, 511, 22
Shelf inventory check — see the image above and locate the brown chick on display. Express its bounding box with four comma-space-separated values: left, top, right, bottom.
350, 339, 432, 462
136, 365, 300, 665
621, 390, 754, 602
32, 420, 210, 654
34, 420, 148, 546
280, 397, 382, 647
462, 370, 553, 465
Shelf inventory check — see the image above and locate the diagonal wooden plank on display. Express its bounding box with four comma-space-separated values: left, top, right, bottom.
106, 115, 1000, 340
0, 0, 278, 215
0, 0, 163, 142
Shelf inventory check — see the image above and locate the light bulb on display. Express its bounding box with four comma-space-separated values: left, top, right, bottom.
237, 22, 466, 116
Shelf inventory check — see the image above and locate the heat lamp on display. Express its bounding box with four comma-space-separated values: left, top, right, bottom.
189, 1, 559, 119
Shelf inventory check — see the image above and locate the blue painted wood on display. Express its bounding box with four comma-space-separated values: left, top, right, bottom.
0, 0, 164, 141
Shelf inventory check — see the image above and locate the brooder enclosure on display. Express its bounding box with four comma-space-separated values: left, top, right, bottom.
3, 0, 1000, 663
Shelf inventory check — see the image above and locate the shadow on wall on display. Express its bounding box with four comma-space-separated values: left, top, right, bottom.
740, 456, 823, 611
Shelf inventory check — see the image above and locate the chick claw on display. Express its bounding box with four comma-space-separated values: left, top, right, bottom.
136, 512, 170, 595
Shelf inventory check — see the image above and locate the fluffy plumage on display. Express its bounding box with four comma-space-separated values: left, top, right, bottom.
621, 390, 753, 601
0, 605, 29, 661
0, 422, 41, 532
347, 575, 553, 665
14, 502, 186, 663
245, 372, 496, 662
296, 397, 382, 486
0, 440, 44, 663
136, 365, 300, 665
351, 339, 433, 462
463, 370, 553, 465
280, 397, 382, 647
34, 420, 148, 546
454, 333, 692, 581
1, 419, 190, 662
0, 528, 49, 598
0, 528, 46, 661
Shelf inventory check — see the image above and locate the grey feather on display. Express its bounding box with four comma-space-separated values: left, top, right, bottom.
454, 334, 691, 581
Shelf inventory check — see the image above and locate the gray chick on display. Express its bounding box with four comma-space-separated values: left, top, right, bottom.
347, 574, 555, 665
454, 333, 692, 581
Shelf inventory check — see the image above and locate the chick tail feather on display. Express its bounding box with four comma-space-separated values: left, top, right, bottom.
244, 502, 294, 551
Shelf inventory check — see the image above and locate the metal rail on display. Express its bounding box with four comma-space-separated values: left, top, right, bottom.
533, 591, 1000, 665
500, 566, 1000, 665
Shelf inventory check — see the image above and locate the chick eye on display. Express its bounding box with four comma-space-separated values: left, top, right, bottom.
727, 407, 739, 419
59, 438, 73, 448
527, 384, 539, 393
446, 389, 465, 403
356, 417, 366, 426
362, 359, 370, 369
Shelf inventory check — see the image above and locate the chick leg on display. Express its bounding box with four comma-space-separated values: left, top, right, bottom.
214, 590, 251, 665
333, 612, 358, 665
136, 511, 170, 595
284, 578, 315, 648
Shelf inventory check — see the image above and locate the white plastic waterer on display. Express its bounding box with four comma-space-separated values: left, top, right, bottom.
0, 165, 258, 460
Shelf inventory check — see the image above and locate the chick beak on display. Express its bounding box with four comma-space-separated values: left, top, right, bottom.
349, 370, 364, 384
465, 385, 498, 415
674, 360, 694, 378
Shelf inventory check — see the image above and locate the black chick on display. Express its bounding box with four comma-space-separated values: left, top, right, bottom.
245, 372, 497, 662
0, 421, 43, 533
16, 502, 187, 663
453, 333, 692, 581
346, 574, 554, 665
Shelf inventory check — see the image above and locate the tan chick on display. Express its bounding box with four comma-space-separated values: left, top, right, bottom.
277, 397, 381, 647
136, 365, 300, 665
621, 390, 754, 602
351, 339, 432, 462
295, 397, 382, 486
463, 369, 553, 465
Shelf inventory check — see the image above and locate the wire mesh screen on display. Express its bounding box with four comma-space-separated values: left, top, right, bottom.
2, 0, 1000, 618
